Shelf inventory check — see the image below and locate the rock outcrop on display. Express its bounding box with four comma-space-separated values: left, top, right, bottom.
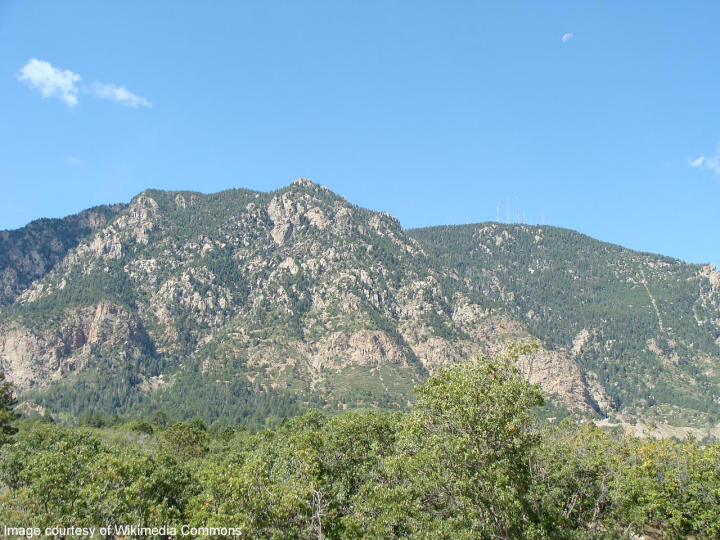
0, 302, 150, 392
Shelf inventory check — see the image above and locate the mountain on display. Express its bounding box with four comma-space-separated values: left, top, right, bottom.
0, 179, 718, 427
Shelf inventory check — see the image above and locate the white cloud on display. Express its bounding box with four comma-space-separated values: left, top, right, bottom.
18, 58, 151, 109
562, 33, 574, 43
63, 157, 85, 166
92, 82, 151, 108
17, 58, 81, 107
689, 145, 720, 175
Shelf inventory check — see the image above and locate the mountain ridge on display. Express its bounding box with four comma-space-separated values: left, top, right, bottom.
0, 179, 718, 427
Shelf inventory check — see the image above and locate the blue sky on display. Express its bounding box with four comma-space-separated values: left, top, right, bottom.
1, 1, 718, 266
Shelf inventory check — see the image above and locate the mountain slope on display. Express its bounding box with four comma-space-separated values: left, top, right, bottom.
0, 204, 124, 309
1, 180, 718, 426
410, 224, 720, 424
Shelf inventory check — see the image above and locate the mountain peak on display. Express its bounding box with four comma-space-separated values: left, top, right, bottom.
291, 178, 319, 189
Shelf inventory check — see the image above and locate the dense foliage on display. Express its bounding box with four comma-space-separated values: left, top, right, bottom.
1, 352, 719, 539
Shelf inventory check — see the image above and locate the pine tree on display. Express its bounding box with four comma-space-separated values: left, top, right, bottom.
0, 370, 19, 447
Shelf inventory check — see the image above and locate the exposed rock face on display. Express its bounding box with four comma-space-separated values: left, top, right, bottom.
79, 193, 159, 260
267, 185, 331, 245
0, 302, 149, 392
694, 265, 720, 344
585, 371, 613, 413
320, 331, 406, 367
517, 348, 599, 413
406, 333, 466, 371
702, 264, 720, 292
572, 329, 590, 357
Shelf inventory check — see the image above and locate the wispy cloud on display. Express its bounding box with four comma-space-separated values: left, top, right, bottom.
63, 156, 86, 166
92, 82, 151, 108
17, 58, 151, 109
562, 33, 574, 43
688, 145, 720, 175
17, 58, 81, 107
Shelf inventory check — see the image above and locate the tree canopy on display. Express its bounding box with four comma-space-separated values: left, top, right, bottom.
1, 351, 718, 539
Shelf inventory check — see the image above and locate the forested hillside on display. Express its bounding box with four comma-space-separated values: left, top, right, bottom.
410, 223, 720, 426
0, 179, 718, 428
0, 204, 124, 308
